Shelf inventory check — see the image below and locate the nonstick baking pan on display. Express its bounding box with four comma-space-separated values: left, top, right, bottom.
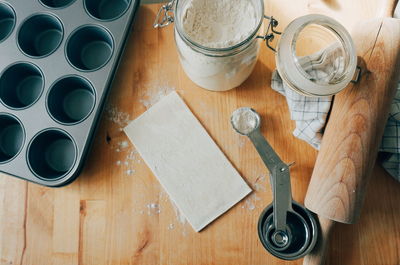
0, 0, 140, 187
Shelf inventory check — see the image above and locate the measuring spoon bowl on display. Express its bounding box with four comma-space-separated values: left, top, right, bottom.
230, 107, 260, 135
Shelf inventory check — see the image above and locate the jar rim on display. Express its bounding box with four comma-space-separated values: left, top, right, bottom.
174, 0, 265, 53
276, 14, 357, 97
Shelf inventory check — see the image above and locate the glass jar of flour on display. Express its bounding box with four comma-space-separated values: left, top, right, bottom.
154, 0, 358, 95
155, 0, 265, 92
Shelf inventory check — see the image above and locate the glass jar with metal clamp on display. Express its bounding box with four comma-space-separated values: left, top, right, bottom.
270, 14, 359, 96
154, 0, 359, 95
154, 0, 272, 92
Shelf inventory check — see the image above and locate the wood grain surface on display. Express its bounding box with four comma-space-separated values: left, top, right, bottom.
1, 1, 400, 265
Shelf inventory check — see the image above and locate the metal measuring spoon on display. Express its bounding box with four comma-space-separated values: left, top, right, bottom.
230, 107, 318, 260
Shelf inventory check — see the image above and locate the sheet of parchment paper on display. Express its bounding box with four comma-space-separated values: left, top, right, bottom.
124, 92, 251, 231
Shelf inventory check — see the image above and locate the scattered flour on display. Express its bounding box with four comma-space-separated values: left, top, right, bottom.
112, 140, 139, 176
243, 198, 256, 211
148, 203, 158, 208
135, 194, 188, 235
119, 151, 137, 175
132, 191, 187, 233
241, 174, 268, 211
146, 203, 161, 215
126, 169, 135, 175
109, 136, 140, 177
139, 86, 176, 109
119, 141, 129, 149
254, 181, 267, 192
253, 175, 267, 192
105, 105, 131, 127
242, 193, 261, 211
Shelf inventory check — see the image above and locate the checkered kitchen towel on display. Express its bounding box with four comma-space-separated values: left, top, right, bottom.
271, 46, 400, 182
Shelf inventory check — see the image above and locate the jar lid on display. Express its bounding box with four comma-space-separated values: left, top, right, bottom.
276, 14, 357, 97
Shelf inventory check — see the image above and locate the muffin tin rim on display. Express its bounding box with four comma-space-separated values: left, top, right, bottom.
64, 23, 115, 72
0, 61, 45, 111
26, 127, 78, 182
83, 0, 133, 22
38, 0, 78, 10
16, 12, 65, 59
45, 74, 97, 126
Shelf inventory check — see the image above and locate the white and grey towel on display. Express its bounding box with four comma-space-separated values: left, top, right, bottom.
271, 46, 400, 182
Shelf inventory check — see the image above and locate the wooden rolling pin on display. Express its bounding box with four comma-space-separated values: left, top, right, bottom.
303, 17, 400, 265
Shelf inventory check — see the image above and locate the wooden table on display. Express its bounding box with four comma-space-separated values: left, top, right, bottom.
1, 2, 399, 265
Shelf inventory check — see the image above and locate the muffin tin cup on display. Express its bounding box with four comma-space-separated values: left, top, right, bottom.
85, 0, 131, 21
47, 75, 96, 125
17, 13, 64, 58
0, 62, 44, 110
40, 0, 76, 9
66, 25, 114, 72
27, 129, 77, 180
0, 2, 16, 43
0, 114, 25, 164
0, 0, 140, 186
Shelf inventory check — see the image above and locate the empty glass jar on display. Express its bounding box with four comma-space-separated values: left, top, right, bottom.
275, 14, 357, 96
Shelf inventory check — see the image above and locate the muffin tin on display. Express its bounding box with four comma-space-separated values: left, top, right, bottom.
0, 0, 140, 187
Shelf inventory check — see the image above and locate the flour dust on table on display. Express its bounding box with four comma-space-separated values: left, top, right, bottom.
139, 85, 176, 109
105, 104, 132, 129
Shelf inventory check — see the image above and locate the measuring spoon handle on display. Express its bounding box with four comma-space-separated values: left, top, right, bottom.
248, 130, 284, 172
248, 130, 292, 232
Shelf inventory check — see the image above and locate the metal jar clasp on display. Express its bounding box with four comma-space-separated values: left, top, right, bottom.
257, 15, 281, 53
153, 0, 175, 28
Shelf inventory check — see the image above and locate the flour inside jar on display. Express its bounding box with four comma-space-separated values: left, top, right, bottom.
182, 0, 259, 48
174, 0, 262, 91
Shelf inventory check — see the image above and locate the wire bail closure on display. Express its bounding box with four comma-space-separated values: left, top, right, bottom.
257, 15, 281, 53
153, 0, 175, 28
